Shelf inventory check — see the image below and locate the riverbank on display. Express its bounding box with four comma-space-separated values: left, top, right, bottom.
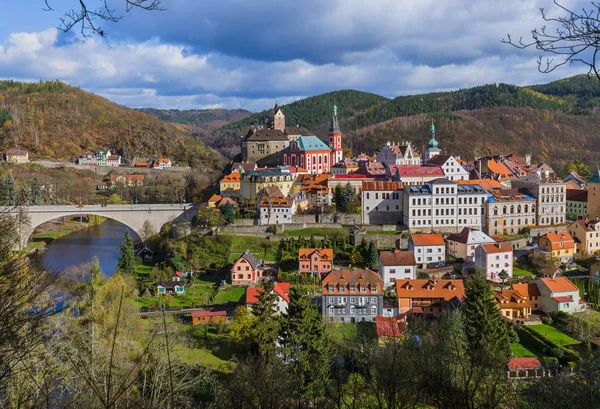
26, 218, 105, 252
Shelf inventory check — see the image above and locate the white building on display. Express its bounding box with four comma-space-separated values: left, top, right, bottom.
474, 242, 513, 283
154, 158, 172, 169
259, 196, 296, 225
378, 249, 417, 287
107, 155, 121, 167
408, 233, 445, 268
403, 178, 488, 232
376, 141, 421, 166
536, 277, 585, 314
425, 155, 469, 181
511, 172, 567, 226
361, 181, 404, 224
246, 282, 290, 314
446, 227, 495, 261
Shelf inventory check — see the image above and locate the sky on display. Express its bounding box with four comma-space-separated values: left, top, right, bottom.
0, 0, 591, 111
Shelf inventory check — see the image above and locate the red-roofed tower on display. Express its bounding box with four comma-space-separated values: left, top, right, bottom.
328, 103, 344, 165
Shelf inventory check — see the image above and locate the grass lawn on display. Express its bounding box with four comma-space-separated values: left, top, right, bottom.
195, 271, 226, 285
513, 266, 536, 277
228, 235, 279, 262
529, 324, 580, 346
511, 342, 536, 358
136, 263, 154, 275
280, 227, 349, 237
137, 285, 216, 309
326, 323, 357, 341
212, 287, 246, 305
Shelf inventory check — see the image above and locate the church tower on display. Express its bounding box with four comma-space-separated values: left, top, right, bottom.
328, 103, 343, 164
424, 121, 440, 162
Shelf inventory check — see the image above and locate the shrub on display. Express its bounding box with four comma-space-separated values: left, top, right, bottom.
543, 356, 559, 369
507, 325, 520, 343
517, 326, 581, 364
541, 316, 553, 325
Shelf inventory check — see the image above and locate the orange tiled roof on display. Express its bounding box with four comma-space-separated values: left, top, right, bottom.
246, 282, 290, 304
298, 248, 333, 261
362, 181, 403, 191
322, 269, 383, 294
208, 194, 222, 203
494, 289, 531, 309
395, 279, 465, 300
538, 277, 579, 293
456, 179, 504, 191
508, 357, 542, 371
542, 231, 575, 250
410, 233, 444, 246
221, 173, 240, 183
487, 160, 514, 177
260, 196, 294, 208
480, 242, 512, 254
379, 250, 416, 266
512, 283, 541, 297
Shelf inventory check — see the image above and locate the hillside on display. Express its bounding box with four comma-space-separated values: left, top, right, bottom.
135, 107, 252, 129
0, 80, 225, 169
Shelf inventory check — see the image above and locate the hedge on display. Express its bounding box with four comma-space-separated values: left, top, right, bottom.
516, 325, 580, 365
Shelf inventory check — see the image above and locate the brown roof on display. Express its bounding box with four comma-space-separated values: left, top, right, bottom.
538, 277, 579, 293
284, 126, 312, 136
6, 149, 28, 156
511, 283, 541, 297
425, 155, 453, 166
395, 279, 465, 300
410, 233, 444, 246
494, 289, 532, 309
298, 248, 333, 261
379, 250, 416, 266
260, 196, 294, 208
243, 128, 289, 142
566, 189, 587, 202
362, 181, 403, 191
480, 242, 512, 254
107, 155, 120, 160
456, 179, 504, 191
322, 269, 383, 294
541, 231, 575, 250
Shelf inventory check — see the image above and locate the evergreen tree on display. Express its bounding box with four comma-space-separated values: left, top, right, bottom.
333, 184, 345, 212
30, 178, 42, 205
280, 287, 331, 402
117, 231, 137, 275
221, 203, 236, 224
250, 282, 280, 357
366, 241, 379, 269
169, 251, 186, 272
0, 178, 6, 205
462, 274, 510, 363
4, 173, 15, 206
342, 182, 355, 212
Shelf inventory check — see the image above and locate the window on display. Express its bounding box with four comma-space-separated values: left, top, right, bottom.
371, 297, 377, 303
339, 286, 346, 293
350, 306, 356, 316
328, 285, 334, 292
350, 297, 356, 304
329, 297, 334, 304
328, 307, 334, 315
350, 285, 356, 292
371, 305, 377, 316
360, 286, 366, 292
390, 269, 396, 275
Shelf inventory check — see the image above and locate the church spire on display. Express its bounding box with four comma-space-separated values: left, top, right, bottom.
329, 102, 341, 134
428, 120, 438, 149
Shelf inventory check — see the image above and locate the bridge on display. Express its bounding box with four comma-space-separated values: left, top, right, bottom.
7, 203, 200, 249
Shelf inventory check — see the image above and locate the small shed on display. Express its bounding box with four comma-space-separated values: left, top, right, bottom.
191, 310, 227, 326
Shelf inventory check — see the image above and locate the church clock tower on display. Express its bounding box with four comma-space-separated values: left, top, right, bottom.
328, 103, 343, 164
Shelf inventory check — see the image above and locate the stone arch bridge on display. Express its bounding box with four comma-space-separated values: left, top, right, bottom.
7, 203, 200, 249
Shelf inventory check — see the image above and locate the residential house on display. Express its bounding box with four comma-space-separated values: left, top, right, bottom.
511, 173, 567, 226
322, 269, 384, 323
96, 181, 108, 191
388, 164, 445, 186
208, 194, 238, 209
494, 289, 531, 320
5, 149, 29, 163
191, 310, 227, 326
328, 174, 382, 196
231, 251, 264, 286
259, 196, 296, 225
239, 169, 295, 205
446, 227, 495, 261
512, 283, 542, 311
537, 231, 575, 263
292, 173, 330, 210
408, 233, 445, 268
378, 249, 417, 287
474, 242, 513, 283
485, 190, 536, 235
153, 158, 172, 169
563, 170, 587, 190
157, 281, 185, 295
568, 219, 600, 255
298, 248, 333, 276
376, 141, 421, 166
135, 246, 155, 262
95, 150, 111, 166
219, 172, 241, 199
282, 135, 333, 174
395, 279, 465, 317
566, 189, 588, 221
107, 155, 121, 167
402, 178, 488, 232
425, 155, 469, 181
356, 161, 387, 178
361, 181, 404, 224
78, 153, 98, 165
246, 282, 290, 314
536, 277, 585, 314
331, 158, 359, 175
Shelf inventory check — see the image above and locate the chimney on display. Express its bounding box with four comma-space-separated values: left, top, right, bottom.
525, 153, 531, 166
496, 242, 501, 249
394, 249, 400, 254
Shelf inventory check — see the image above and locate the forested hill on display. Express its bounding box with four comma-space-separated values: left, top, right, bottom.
136, 107, 252, 129
0, 80, 224, 168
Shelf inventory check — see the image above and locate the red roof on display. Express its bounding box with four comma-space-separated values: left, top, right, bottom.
552, 296, 574, 303
375, 316, 405, 337
512, 283, 541, 297
508, 357, 542, 371
410, 233, 445, 246
191, 310, 227, 318
246, 282, 290, 304
394, 165, 444, 177
538, 277, 579, 293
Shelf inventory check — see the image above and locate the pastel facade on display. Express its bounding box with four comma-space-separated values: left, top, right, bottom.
395, 279, 465, 317
231, 251, 264, 286
568, 219, 600, 255
494, 290, 531, 320
537, 231, 575, 263
446, 227, 495, 261
536, 277, 585, 314
376, 141, 421, 166
485, 191, 536, 236
361, 181, 404, 224
474, 242, 513, 283
298, 248, 333, 275
511, 173, 567, 226
5, 150, 29, 163
378, 249, 417, 287
408, 233, 445, 268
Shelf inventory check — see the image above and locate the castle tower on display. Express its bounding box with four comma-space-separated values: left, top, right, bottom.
587, 168, 600, 219
269, 101, 285, 131
328, 103, 343, 164
424, 120, 440, 162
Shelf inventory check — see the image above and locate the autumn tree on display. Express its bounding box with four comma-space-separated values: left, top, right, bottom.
563, 159, 592, 179
140, 219, 155, 243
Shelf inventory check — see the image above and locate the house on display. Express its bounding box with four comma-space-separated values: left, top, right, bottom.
512, 283, 542, 311
96, 181, 108, 191
157, 281, 185, 295
395, 279, 465, 317
135, 246, 155, 261
79, 153, 98, 165
376, 141, 421, 166
474, 242, 513, 283
327, 174, 382, 196
259, 196, 296, 225
107, 155, 121, 167
298, 248, 333, 276
388, 164, 445, 186
494, 289, 532, 320
408, 233, 445, 268
563, 170, 587, 190
208, 194, 239, 209
109, 174, 144, 187
485, 190, 536, 236
191, 310, 227, 326
446, 227, 495, 261
537, 231, 575, 263
566, 189, 587, 221
331, 158, 359, 175
231, 250, 264, 286
425, 154, 469, 181
536, 277, 585, 314
153, 158, 172, 169
568, 219, 600, 256
361, 181, 404, 224
292, 173, 330, 210
375, 316, 405, 342
378, 249, 417, 287
5, 149, 29, 163
246, 282, 290, 314
95, 149, 111, 166
239, 169, 295, 205
219, 172, 241, 199
321, 269, 384, 323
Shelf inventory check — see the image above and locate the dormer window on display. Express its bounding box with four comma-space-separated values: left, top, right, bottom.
360, 286, 366, 292
371, 285, 378, 293
350, 285, 356, 292
328, 285, 334, 292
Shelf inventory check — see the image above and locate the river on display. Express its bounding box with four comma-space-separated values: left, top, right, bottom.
42, 219, 137, 276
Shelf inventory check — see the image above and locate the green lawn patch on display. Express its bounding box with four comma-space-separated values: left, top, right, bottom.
136, 263, 154, 275
228, 235, 279, 261
280, 227, 349, 237
326, 323, 357, 341
511, 342, 536, 358
195, 272, 226, 285
176, 325, 238, 373
212, 287, 246, 305
513, 266, 536, 277
529, 324, 580, 346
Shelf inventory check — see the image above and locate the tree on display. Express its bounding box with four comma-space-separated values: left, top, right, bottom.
249, 282, 280, 357
140, 219, 155, 243
333, 182, 355, 213
194, 207, 223, 228
44, 0, 164, 38
4, 173, 16, 206
503, 1, 600, 80
366, 240, 379, 269
229, 306, 256, 345
221, 203, 236, 224
30, 177, 42, 205
169, 251, 186, 272
106, 193, 122, 204
563, 160, 593, 179
498, 270, 509, 289
117, 230, 137, 275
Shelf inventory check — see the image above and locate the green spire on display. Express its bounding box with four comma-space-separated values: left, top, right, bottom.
333, 102, 337, 117
428, 120, 439, 149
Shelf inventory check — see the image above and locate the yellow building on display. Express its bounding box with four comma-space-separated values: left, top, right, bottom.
219, 172, 241, 199
537, 231, 575, 263
239, 169, 295, 205
568, 219, 600, 255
